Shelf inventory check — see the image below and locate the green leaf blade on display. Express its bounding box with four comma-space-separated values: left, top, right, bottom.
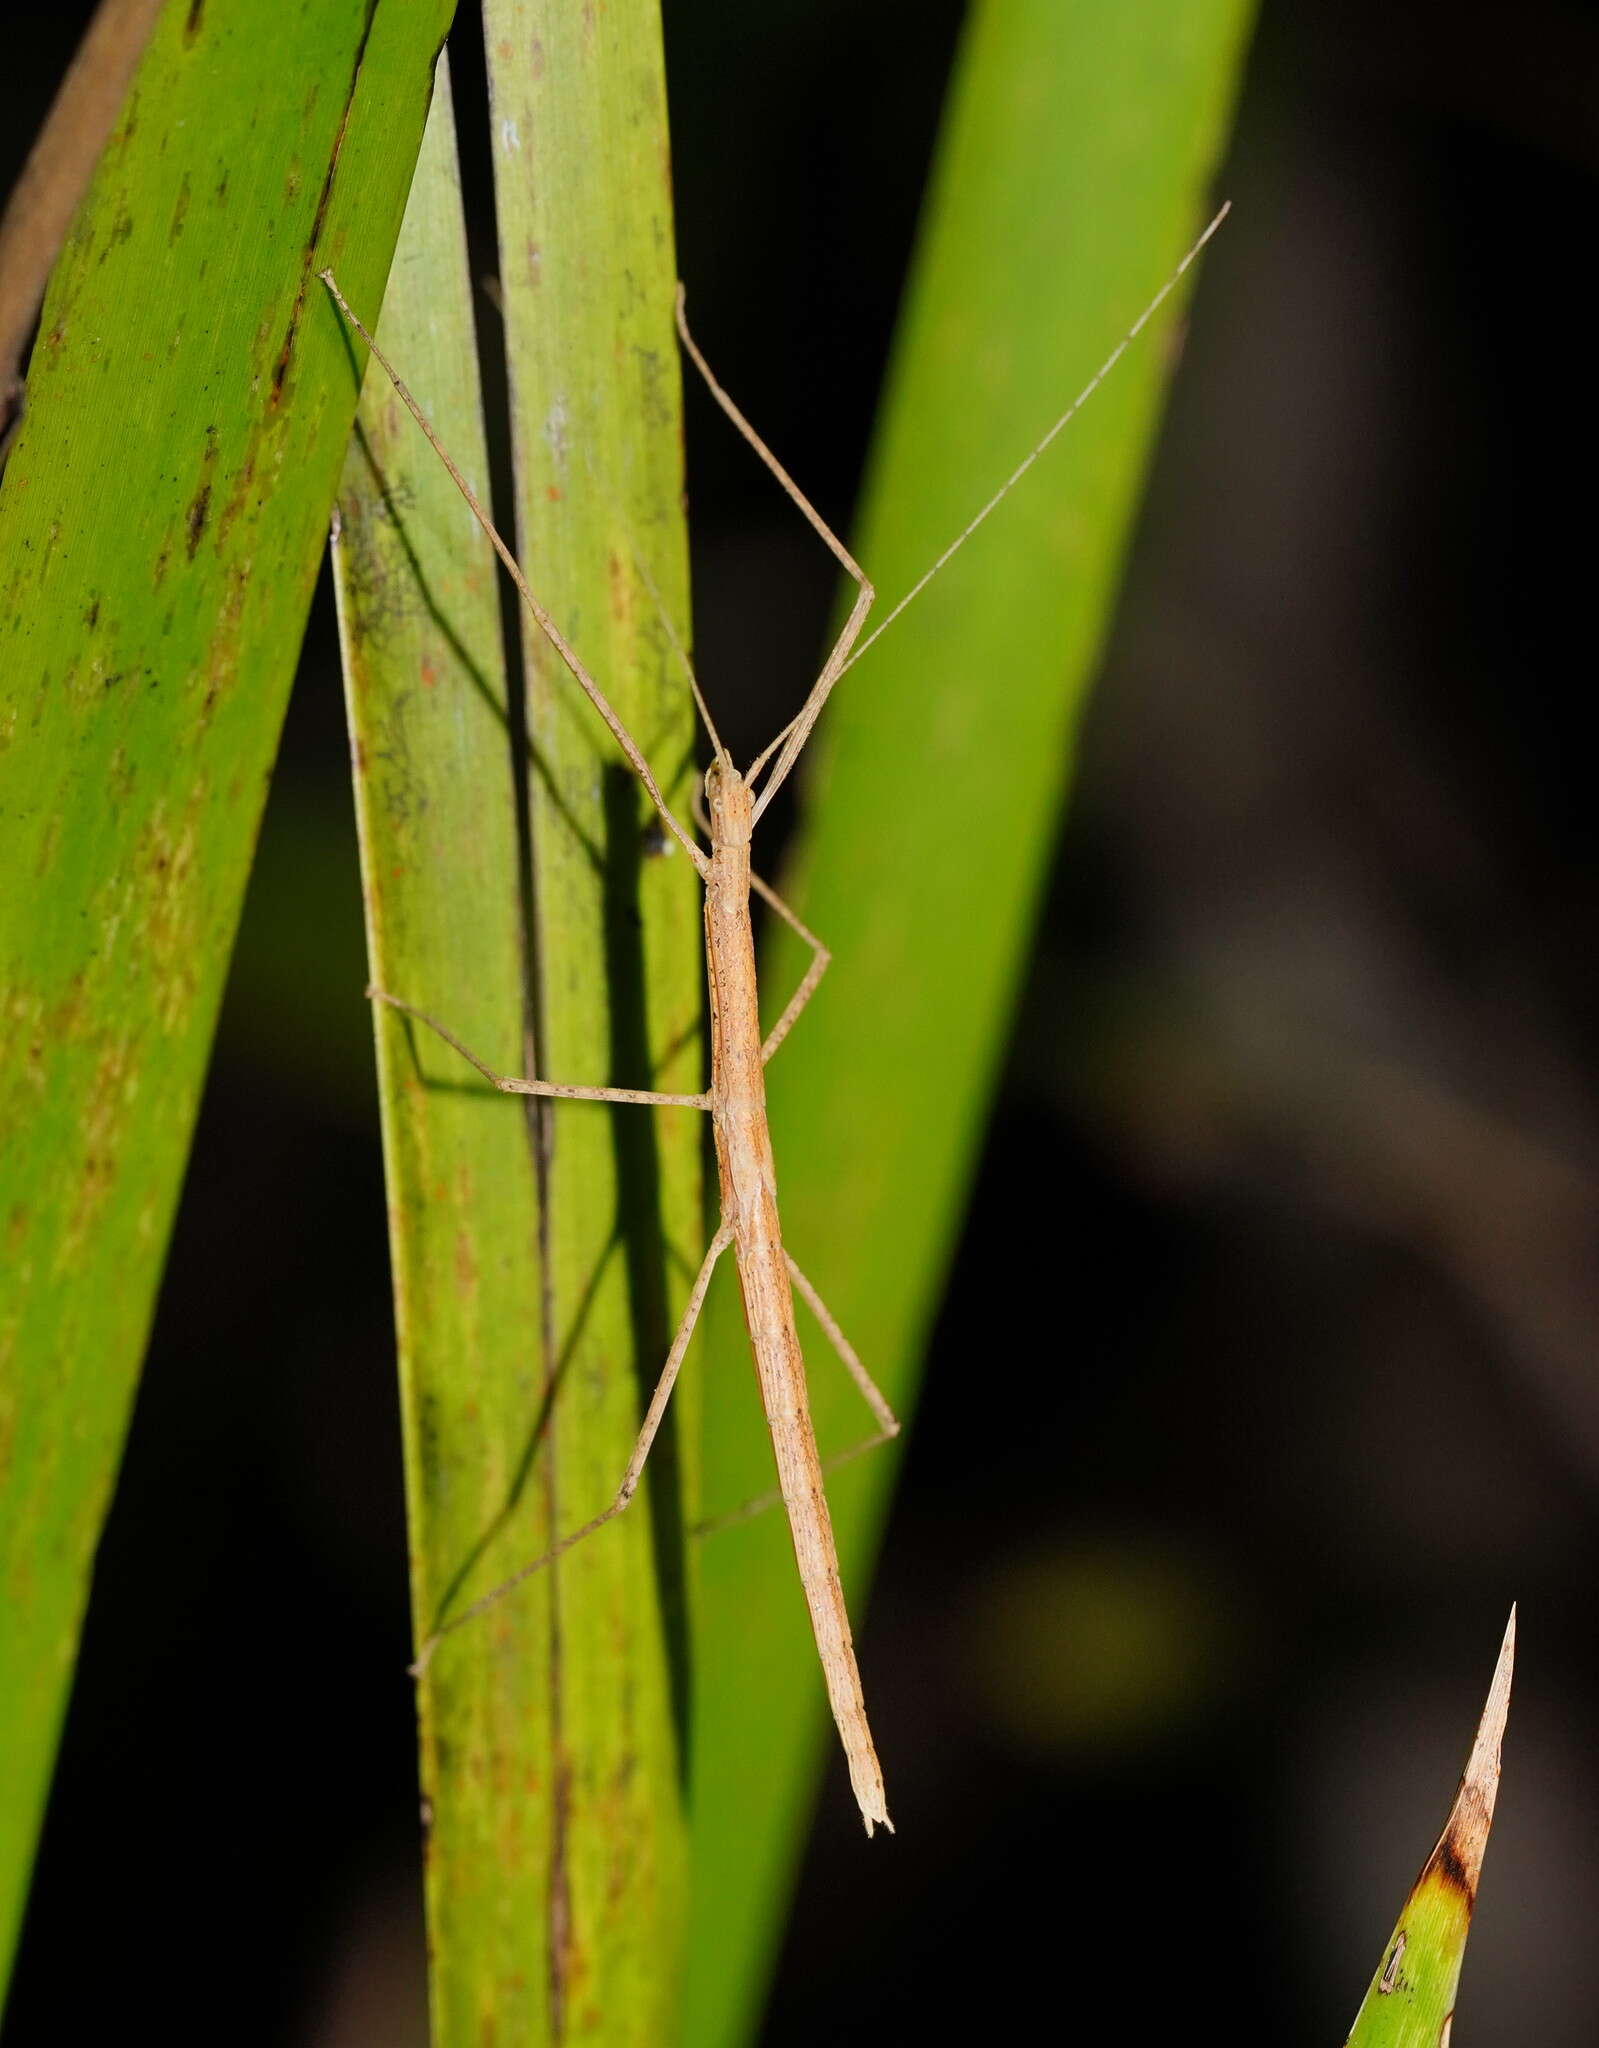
487, 2, 703, 2032
334, 9, 701, 2039
331, 54, 549, 2046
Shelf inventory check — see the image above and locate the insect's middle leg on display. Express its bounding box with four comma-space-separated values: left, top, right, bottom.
685, 781, 829, 1065
370, 986, 710, 1109
751, 871, 830, 1064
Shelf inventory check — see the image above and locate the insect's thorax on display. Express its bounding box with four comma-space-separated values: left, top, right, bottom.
702, 779, 775, 1231
705, 844, 761, 1115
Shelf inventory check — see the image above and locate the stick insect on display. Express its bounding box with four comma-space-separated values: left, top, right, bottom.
319, 201, 1225, 1838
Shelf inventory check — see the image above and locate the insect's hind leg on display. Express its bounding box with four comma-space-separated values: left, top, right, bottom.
411, 1223, 735, 1676
691, 1251, 900, 1539
784, 1252, 899, 1438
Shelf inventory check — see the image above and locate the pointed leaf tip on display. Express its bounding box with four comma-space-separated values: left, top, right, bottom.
1344, 1611, 1516, 2045
1426, 1603, 1515, 1906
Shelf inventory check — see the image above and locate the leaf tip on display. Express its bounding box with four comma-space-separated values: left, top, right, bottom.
1426, 1605, 1516, 1905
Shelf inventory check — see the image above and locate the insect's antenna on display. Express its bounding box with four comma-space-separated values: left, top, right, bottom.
676, 285, 862, 588
837, 201, 1230, 681
318, 269, 709, 876
678, 634, 732, 768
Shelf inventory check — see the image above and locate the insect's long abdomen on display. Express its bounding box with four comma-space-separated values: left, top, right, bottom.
703, 765, 891, 1834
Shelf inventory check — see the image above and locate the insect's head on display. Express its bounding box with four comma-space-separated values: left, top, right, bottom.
703, 756, 753, 849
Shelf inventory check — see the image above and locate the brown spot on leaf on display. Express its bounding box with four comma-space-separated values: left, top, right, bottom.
1424, 1825, 1477, 1903
62, 1036, 140, 1263
185, 483, 211, 557
214, 452, 255, 549
268, 314, 298, 406
185, 426, 220, 558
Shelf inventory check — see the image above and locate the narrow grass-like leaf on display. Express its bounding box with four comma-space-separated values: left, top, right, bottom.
685, 2, 1257, 2038
334, 7, 701, 2038
484, 4, 703, 2019
331, 56, 543, 2045
0, 0, 453, 2003
1344, 1611, 1516, 2047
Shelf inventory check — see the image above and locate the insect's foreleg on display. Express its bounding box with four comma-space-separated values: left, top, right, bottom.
745, 576, 873, 821
369, 986, 710, 1110
691, 1251, 899, 1539
411, 1223, 735, 1677
674, 287, 874, 815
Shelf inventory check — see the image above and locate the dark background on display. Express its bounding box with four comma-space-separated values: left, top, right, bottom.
6, 1, 1599, 2040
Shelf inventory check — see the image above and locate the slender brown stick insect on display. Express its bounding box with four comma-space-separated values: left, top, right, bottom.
319, 200, 1225, 1837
